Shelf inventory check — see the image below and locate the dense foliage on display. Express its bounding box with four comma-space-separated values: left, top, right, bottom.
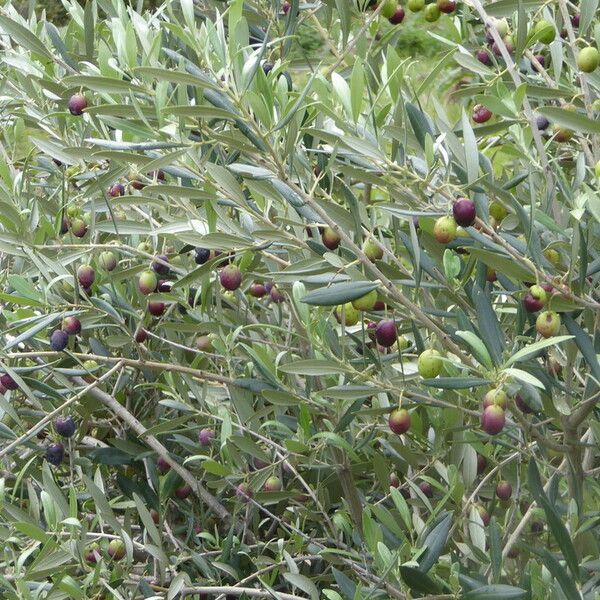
0, 0, 599, 599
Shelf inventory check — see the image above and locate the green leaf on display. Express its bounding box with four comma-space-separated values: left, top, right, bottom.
279, 360, 350, 376
406, 102, 434, 149
505, 335, 574, 366
538, 107, 600, 135
461, 584, 528, 600
455, 330, 493, 370
526, 545, 581, 600
133, 493, 162, 547
485, 0, 544, 17
503, 367, 545, 389
283, 573, 319, 600
421, 377, 491, 389
301, 281, 379, 306
467, 248, 535, 281
563, 314, 600, 382
62, 75, 145, 94
489, 517, 502, 583
528, 461, 579, 580
418, 511, 453, 573
400, 565, 440, 594
0, 14, 54, 60
4, 313, 63, 350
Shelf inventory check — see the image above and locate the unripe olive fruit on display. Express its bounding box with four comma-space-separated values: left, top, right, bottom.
417, 349, 443, 378
577, 46, 599, 73
98, 251, 117, 272
264, 476, 283, 492
235, 483, 253, 502
138, 270, 158, 295
380, 0, 397, 18
351, 289, 378, 311
482, 387, 508, 410
407, 0, 424, 11
363, 238, 383, 261
433, 216, 457, 244
553, 125, 573, 143
490, 17, 509, 37
536, 310, 561, 338
335, 302, 360, 326
107, 539, 125, 561
533, 19, 555, 44
423, 3, 440, 21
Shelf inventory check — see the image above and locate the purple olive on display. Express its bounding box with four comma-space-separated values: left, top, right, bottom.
46, 443, 65, 466
50, 330, 69, 351
54, 416, 76, 438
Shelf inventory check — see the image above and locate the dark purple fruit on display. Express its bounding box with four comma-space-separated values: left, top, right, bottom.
269, 286, 285, 303
389, 473, 400, 488
436, 0, 455, 13
62, 316, 81, 336
419, 481, 434, 498
472, 104, 492, 123
134, 327, 148, 343
46, 443, 65, 466
477, 454, 487, 474
452, 198, 477, 227
219, 265, 242, 291
138, 270, 158, 295
108, 183, 125, 197
388, 408, 410, 434
375, 319, 397, 347
148, 301, 165, 317
77, 264, 95, 288
481, 404, 505, 435
0, 374, 17, 390
156, 456, 170, 475
175, 484, 193, 499
249, 283, 267, 298
515, 394, 534, 414
152, 255, 170, 275
571, 14, 580, 27
54, 416, 76, 438
199, 428, 215, 446
67, 93, 87, 115
476, 49, 491, 65
535, 116, 550, 130
157, 280, 172, 293
50, 329, 69, 351
496, 480, 512, 500
282, 0, 290, 13
194, 247, 211, 264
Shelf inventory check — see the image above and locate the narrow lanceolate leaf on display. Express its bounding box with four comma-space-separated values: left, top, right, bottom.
455, 330, 493, 369
301, 281, 379, 306
563, 314, 600, 382
279, 360, 350, 376
418, 511, 452, 573
505, 335, 574, 366
421, 377, 491, 389
461, 584, 528, 600
528, 462, 579, 581
538, 107, 600, 135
